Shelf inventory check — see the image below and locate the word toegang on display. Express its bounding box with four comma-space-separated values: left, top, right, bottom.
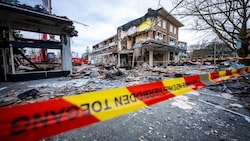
0, 67, 249, 141
11, 87, 166, 135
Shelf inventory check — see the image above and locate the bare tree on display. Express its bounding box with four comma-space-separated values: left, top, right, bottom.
173, 0, 250, 64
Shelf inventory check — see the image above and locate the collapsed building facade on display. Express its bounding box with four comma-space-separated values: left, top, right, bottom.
90, 8, 186, 68
0, 2, 77, 81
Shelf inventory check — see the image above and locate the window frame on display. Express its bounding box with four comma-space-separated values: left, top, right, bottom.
157, 17, 162, 27
169, 24, 173, 33
173, 26, 177, 34
169, 36, 177, 46
162, 20, 166, 29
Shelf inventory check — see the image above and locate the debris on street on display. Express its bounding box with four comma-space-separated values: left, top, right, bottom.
0, 64, 250, 140
17, 88, 39, 100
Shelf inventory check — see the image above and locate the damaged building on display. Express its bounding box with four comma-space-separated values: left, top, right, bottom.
0, 2, 77, 81
190, 42, 234, 59
91, 35, 118, 65
90, 8, 186, 68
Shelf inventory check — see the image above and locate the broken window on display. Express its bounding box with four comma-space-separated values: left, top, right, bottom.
157, 17, 162, 27
158, 32, 162, 37
155, 32, 163, 41
173, 27, 177, 34
162, 20, 166, 29
169, 36, 176, 46
132, 37, 136, 47
99, 43, 104, 48
169, 24, 173, 33
153, 31, 156, 39
163, 34, 167, 43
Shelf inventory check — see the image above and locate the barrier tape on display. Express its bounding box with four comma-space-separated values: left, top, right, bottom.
134, 56, 250, 63
0, 67, 249, 141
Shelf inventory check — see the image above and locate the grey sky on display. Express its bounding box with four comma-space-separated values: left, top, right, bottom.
48, 0, 249, 55
50, 0, 191, 55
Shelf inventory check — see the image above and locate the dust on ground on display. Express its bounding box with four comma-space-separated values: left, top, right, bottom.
0, 64, 249, 141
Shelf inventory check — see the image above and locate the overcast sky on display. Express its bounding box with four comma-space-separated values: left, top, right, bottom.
48, 0, 194, 55
48, 0, 248, 55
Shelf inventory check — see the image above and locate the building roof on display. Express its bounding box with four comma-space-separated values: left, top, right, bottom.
0, 2, 77, 36
119, 8, 157, 31
119, 7, 183, 31
157, 7, 183, 27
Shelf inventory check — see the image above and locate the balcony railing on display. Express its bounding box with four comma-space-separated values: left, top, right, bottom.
92, 42, 117, 52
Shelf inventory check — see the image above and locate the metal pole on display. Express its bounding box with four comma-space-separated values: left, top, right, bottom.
132, 50, 135, 69
48, 0, 52, 14
214, 42, 216, 69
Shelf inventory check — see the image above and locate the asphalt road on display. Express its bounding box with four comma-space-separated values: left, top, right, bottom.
0, 70, 249, 141
48, 89, 250, 141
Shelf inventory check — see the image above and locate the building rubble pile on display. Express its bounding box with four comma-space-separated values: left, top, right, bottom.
0, 64, 249, 108
1, 64, 250, 140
